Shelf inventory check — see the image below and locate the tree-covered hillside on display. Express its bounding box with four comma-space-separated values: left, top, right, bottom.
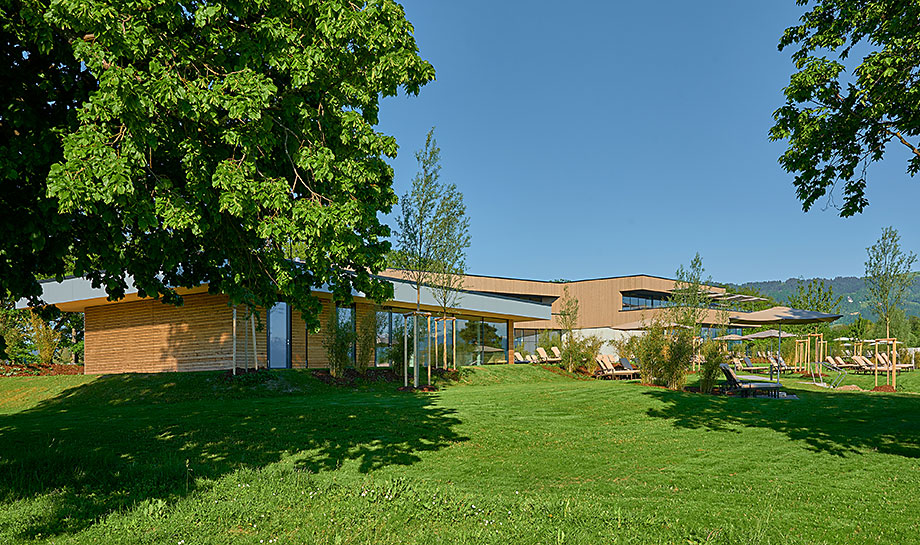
731, 276, 920, 324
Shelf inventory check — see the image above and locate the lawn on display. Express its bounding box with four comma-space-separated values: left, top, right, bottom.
0, 365, 919, 544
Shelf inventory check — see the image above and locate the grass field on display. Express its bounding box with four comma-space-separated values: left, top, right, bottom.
0, 365, 919, 544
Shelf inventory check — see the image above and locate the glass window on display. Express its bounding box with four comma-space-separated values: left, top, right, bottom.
481, 320, 508, 364
268, 303, 290, 368
455, 317, 481, 366
336, 304, 356, 363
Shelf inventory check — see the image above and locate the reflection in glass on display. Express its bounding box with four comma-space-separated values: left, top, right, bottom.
268, 303, 289, 368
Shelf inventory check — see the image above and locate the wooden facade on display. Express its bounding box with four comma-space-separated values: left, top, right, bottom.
380, 270, 733, 330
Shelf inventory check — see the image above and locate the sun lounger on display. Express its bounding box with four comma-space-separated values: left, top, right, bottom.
742, 356, 769, 374
720, 364, 783, 397
551, 346, 563, 360
513, 352, 526, 363
834, 356, 858, 370
526, 354, 539, 363
594, 356, 638, 379
536, 347, 561, 363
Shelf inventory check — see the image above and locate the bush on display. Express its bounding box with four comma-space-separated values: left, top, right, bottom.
323, 309, 356, 378
636, 325, 667, 385
561, 333, 604, 374
699, 341, 725, 394
355, 311, 379, 375
662, 329, 694, 390
29, 311, 61, 365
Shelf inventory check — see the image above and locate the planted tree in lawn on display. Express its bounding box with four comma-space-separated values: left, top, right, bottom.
1, 1, 435, 355
771, 1, 920, 216
557, 287, 580, 372
323, 308, 356, 379
393, 128, 467, 384
865, 227, 917, 339
664, 254, 712, 388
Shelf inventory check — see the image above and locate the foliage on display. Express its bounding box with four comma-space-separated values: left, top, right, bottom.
0, 304, 34, 364
771, 0, 920, 216
787, 279, 842, 315
556, 287, 581, 372
865, 227, 917, 338
2, 1, 435, 339
698, 341, 725, 395
393, 128, 469, 313
849, 314, 873, 341
383, 321, 413, 368
662, 328, 694, 391
669, 253, 712, 328
28, 311, 61, 365
611, 334, 641, 362
563, 333, 605, 374
323, 307, 355, 378
355, 310, 381, 375
636, 323, 667, 384
536, 330, 561, 354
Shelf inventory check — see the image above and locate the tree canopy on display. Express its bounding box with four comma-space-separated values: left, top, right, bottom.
1, 0, 434, 330
771, 0, 920, 216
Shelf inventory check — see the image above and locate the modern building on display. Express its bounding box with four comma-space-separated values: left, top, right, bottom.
380, 271, 753, 355
23, 275, 552, 375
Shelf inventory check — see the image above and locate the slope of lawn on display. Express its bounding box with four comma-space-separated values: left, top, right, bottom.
0, 365, 919, 544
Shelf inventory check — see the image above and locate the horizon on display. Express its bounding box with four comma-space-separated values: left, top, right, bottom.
377, 1, 920, 286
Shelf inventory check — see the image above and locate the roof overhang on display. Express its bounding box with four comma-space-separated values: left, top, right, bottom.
19, 275, 552, 323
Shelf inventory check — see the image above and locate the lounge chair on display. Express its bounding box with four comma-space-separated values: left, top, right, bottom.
600, 356, 639, 379
720, 364, 783, 397
593, 356, 636, 379
513, 352, 526, 363
834, 356, 858, 370
536, 347, 561, 363
526, 354, 540, 364
551, 346, 563, 360
742, 356, 769, 374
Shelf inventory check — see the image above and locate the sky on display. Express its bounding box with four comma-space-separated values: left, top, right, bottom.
375, 1, 920, 286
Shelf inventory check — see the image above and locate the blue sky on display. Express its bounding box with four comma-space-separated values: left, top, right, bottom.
377, 1, 920, 286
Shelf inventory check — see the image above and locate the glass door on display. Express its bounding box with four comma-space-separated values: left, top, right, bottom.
267, 303, 291, 369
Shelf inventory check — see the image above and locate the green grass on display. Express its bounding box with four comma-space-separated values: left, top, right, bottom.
1, 365, 919, 544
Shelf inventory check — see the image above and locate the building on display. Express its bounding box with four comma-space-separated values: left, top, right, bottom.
380, 271, 754, 355
24, 275, 551, 375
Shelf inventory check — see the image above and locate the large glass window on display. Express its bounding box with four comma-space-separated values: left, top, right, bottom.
268, 303, 290, 368
482, 320, 508, 364
336, 304, 356, 363
455, 317, 481, 366
621, 291, 673, 311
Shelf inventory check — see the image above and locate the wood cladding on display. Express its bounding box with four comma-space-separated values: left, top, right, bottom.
84, 293, 344, 375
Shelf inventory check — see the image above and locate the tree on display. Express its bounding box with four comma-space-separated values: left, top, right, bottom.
865, 227, 917, 338
393, 128, 467, 384
771, 1, 920, 216
1, 1, 435, 339
669, 253, 711, 329
556, 287, 581, 372
787, 279, 842, 315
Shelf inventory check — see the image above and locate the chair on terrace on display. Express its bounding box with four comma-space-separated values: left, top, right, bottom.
720, 364, 783, 397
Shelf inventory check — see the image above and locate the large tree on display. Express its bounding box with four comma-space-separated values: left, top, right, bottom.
771, 1, 920, 216
1, 0, 434, 332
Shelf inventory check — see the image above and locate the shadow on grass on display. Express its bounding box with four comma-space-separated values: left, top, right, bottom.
0, 373, 465, 539
643, 386, 920, 458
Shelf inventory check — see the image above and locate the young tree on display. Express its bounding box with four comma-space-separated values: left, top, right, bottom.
556, 287, 580, 372
669, 253, 712, 329
771, 1, 920, 216
393, 128, 467, 384
1, 1, 436, 345
865, 227, 917, 338
787, 279, 842, 315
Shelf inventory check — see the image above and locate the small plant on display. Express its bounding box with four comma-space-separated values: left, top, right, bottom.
323, 307, 356, 378
563, 333, 604, 374
29, 311, 61, 365
636, 323, 667, 385
699, 341, 725, 394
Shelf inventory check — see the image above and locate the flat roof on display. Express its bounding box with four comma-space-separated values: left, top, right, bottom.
18, 275, 552, 322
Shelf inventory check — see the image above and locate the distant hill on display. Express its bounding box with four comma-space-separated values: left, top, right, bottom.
729, 275, 920, 324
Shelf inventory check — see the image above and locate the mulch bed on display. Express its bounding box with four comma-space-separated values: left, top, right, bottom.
0, 363, 84, 377
871, 384, 897, 393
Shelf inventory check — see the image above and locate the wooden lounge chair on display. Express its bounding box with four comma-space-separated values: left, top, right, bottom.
720, 364, 783, 397
513, 352, 526, 363
834, 356, 858, 370
537, 347, 561, 363
526, 354, 540, 363
595, 356, 638, 379
551, 346, 563, 360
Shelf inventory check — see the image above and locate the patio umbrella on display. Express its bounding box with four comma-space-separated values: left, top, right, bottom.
713, 333, 744, 341
612, 319, 691, 331
740, 329, 797, 340
730, 306, 841, 380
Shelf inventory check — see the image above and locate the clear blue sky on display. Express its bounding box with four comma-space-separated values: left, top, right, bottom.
377, 1, 920, 286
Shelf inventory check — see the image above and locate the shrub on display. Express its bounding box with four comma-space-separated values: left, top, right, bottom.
384, 323, 413, 369
355, 310, 380, 375
662, 328, 694, 390
611, 334, 640, 362
636, 324, 667, 385
323, 308, 356, 378
29, 311, 61, 365
699, 341, 725, 394
561, 333, 604, 374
